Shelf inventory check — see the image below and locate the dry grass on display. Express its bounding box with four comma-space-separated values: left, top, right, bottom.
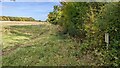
1, 21, 96, 66
0, 21, 49, 26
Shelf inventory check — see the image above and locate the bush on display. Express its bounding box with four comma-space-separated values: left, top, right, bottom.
48, 2, 120, 66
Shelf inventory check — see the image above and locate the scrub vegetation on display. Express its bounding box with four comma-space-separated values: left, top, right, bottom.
1, 2, 120, 66
48, 2, 120, 66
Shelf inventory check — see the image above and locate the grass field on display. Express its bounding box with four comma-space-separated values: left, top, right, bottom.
2, 21, 94, 66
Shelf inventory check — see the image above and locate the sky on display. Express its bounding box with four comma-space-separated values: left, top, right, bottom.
0, 2, 60, 21
1, 0, 60, 2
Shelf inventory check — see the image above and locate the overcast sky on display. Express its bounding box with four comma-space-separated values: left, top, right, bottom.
0, 2, 60, 21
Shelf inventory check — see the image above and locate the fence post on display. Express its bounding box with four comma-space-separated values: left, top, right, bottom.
105, 33, 109, 50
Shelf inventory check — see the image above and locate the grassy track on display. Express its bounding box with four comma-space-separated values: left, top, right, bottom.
2, 22, 94, 66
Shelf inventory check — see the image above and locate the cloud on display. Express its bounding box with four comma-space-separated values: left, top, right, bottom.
0, 5, 14, 9
0, 5, 4, 8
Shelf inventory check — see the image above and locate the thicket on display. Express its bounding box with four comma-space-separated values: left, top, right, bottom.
48, 2, 120, 66
0, 16, 36, 21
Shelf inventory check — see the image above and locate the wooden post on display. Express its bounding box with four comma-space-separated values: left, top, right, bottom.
105, 33, 109, 49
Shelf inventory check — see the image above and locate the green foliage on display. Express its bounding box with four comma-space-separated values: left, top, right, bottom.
2, 2, 120, 66
0, 16, 36, 21
48, 2, 120, 66
47, 5, 60, 25
60, 3, 88, 38
94, 2, 120, 66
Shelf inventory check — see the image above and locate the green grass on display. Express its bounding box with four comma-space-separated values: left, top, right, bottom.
2, 23, 93, 66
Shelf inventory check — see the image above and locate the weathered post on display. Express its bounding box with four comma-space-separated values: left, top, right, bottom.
105, 33, 109, 50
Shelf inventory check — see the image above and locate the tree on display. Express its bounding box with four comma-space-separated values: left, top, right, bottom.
0, 16, 36, 21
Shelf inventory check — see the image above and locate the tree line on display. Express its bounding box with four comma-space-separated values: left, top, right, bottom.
0, 16, 36, 21
48, 2, 120, 66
